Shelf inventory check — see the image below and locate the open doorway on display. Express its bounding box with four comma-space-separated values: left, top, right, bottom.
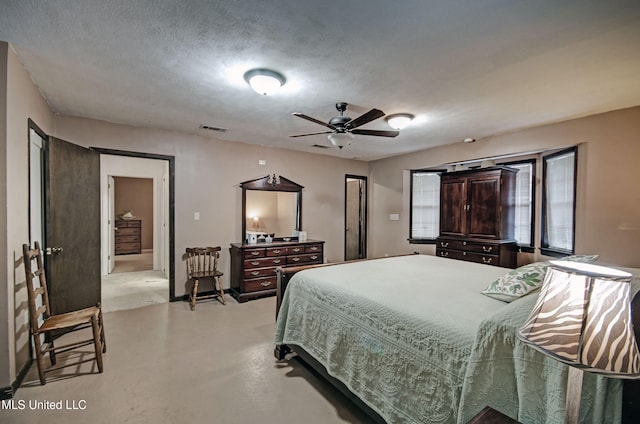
345, 175, 367, 261
112, 176, 154, 273
99, 152, 173, 313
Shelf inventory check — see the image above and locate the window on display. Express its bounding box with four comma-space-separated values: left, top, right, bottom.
500, 160, 535, 250
541, 147, 577, 256
409, 171, 440, 242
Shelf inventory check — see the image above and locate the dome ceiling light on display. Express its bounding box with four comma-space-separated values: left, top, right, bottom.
243, 68, 286, 95
385, 113, 415, 130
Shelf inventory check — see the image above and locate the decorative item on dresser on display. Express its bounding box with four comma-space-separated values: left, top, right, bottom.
115, 218, 142, 255
229, 239, 324, 303
436, 166, 518, 268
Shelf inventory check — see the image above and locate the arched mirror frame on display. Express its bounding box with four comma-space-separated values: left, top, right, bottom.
241, 174, 303, 242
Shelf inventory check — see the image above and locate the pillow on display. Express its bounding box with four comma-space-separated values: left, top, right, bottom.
481, 254, 599, 302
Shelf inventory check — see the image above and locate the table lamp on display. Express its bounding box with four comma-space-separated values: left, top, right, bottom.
518, 260, 640, 424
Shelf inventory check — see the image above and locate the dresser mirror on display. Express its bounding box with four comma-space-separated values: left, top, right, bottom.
241, 175, 302, 242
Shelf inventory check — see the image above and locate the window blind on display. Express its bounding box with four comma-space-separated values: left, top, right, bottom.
508, 162, 533, 246
411, 172, 440, 239
543, 150, 576, 252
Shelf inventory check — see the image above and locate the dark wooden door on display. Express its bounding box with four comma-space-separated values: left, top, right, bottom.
439, 177, 466, 237
44, 137, 101, 315
466, 176, 500, 239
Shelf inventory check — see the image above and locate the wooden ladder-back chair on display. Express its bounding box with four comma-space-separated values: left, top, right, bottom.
186, 247, 226, 310
22, 242, 106, 385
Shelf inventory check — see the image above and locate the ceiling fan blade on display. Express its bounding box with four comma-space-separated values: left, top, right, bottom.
351, 129, 400, 138
345, 108, 385, 129
292, 113, 336, 129
290, 131, 333, 138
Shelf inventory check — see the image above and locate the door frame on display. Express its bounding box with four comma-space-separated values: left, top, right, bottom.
92, 148, 176, 301
344, 174, 367, 260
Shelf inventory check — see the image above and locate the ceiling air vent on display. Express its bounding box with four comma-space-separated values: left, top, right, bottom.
312, 144, 330, 149
199, 124, 228, 132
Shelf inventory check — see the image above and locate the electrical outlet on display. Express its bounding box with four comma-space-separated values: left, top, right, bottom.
194, 212, 200, 220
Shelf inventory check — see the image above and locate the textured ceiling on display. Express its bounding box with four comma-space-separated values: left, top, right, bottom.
1, 0, 639, 160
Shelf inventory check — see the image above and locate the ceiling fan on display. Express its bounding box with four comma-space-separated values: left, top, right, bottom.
290, 102, 399, 149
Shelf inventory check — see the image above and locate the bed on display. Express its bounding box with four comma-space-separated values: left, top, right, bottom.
274, 254, 640, 424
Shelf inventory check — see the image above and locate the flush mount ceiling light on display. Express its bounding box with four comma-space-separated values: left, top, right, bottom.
327, 132, 354, 149
385, 113, 415, 130
243, 68, 286, 95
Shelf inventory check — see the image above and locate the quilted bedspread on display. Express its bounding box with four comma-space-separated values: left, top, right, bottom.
274, 255, 628, 424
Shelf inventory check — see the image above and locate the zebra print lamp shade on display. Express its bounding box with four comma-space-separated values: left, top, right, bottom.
518, 260, 640, 377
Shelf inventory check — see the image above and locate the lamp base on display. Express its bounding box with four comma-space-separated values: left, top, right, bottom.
565, 366, 584, 424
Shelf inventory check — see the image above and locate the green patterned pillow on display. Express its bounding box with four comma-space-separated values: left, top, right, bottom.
481, 254, 599, 302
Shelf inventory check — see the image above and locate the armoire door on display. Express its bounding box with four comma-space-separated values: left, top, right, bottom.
466, 175, 501, 239
439, 177, 466, 237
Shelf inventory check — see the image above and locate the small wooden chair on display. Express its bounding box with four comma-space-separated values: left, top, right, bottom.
186, 247, 226, 310
22, 242, 106, 385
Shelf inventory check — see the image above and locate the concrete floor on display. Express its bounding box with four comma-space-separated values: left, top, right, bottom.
4, 297, 375, 424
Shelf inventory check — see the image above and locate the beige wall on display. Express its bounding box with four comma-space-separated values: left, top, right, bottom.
369, 106, 640, 268
52, 115, 370, 297
1, 43, 54, 389
114, 177, 154, 250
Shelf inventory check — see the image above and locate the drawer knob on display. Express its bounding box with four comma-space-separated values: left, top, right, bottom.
441, 242, 449, 247
463, 241, 467, 246
293, 248, 301, 252
251, 271, 260, 276
273, 259, 281, 264
482, 246, 493, 252
482, 257, 493, 264
260, 281, 272, 287
251, 261, 260, 266
440, 251, 449, 257
309, 247, 318, 251
251, 251, 260, 256
273, 249, 281, 254
310, 255, 318, 260
291, 257, 300, 262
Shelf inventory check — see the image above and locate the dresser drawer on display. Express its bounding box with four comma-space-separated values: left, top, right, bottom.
304, 244, 323, 254
436, 238, 465, 251
116, 227, 140, 236
287, 253, 322, 265
243, 266, 276, 279
243, 276, 277, 293
116, 234, 140, 243
266, 246, 290, 256
244, 257, 285, 269
243, 248, 266, 259
117, 220, 141, 228
437, 247, 503, 267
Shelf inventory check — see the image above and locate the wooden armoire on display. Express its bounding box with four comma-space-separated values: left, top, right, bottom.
436, 166, 518, 268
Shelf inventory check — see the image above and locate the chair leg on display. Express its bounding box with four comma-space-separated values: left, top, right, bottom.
32, 332, 47, 385
91, 316, 104, 373
98, 307, 107, 353
190, 279, 199, 311
216, 276, 226, 305
48, 335, 57, 366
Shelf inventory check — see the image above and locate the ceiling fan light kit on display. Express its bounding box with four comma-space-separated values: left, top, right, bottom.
243, 68, 286, 95
385, 113, 414, 130
291, 102, 399, 149
328, 132, 355, 149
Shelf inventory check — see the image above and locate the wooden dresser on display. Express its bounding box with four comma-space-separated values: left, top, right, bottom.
229, 239, 324, 303
436, 167, 517, 268
115, 219, 142, 255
